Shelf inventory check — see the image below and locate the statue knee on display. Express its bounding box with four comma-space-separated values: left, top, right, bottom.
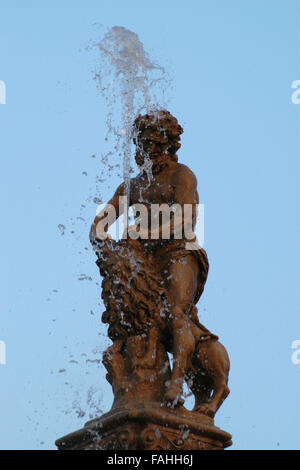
171, 306, 186, 323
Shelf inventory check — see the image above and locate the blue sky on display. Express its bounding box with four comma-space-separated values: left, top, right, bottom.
0, 0, 299, 450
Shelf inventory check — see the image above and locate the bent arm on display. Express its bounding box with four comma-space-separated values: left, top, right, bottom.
148, 167, 198, 240
89, 182, 126, 245
171, 166, 198, 238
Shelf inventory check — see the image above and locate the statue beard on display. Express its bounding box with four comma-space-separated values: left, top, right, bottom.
135, 152, 174, 174
135, 143, 178, 175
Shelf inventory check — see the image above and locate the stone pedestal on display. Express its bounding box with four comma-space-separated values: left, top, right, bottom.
55, 402, 232, 450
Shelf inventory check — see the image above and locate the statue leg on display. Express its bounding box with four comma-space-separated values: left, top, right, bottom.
194, 341, 230, 417
131, 327, 160, 369
102, 339, 126, 388
164, 256, 199, 406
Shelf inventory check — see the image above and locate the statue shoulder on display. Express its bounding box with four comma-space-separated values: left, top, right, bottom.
174, 163, 197, 187
130, 173, 143, 193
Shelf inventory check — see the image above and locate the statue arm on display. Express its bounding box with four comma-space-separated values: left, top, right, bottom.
174, 165, 198, 205
89, 182, 125, 245
137, 166, 198, 240
164, 166, 198, 238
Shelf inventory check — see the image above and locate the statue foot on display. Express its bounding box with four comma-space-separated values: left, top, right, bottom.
164, 385, 184, 408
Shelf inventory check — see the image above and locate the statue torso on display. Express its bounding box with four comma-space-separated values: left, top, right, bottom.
130, 165, 177, 208
128, 161, 198, 245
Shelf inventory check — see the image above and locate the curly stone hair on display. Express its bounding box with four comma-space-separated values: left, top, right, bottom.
133, 110, 183, 163
96, 238, 170, 340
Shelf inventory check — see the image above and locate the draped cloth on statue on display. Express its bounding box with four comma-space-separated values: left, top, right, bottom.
151, 238, 219, 342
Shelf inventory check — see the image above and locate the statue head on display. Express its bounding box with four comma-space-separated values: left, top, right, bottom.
133, 110, 183, 171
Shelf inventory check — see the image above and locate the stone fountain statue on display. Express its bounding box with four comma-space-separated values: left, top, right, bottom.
56, 110, 232, 450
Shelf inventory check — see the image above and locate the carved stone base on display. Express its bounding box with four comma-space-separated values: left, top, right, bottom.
55, 402, 232, 450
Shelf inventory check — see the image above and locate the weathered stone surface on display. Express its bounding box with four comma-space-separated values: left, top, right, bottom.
56, 110, 232, 450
